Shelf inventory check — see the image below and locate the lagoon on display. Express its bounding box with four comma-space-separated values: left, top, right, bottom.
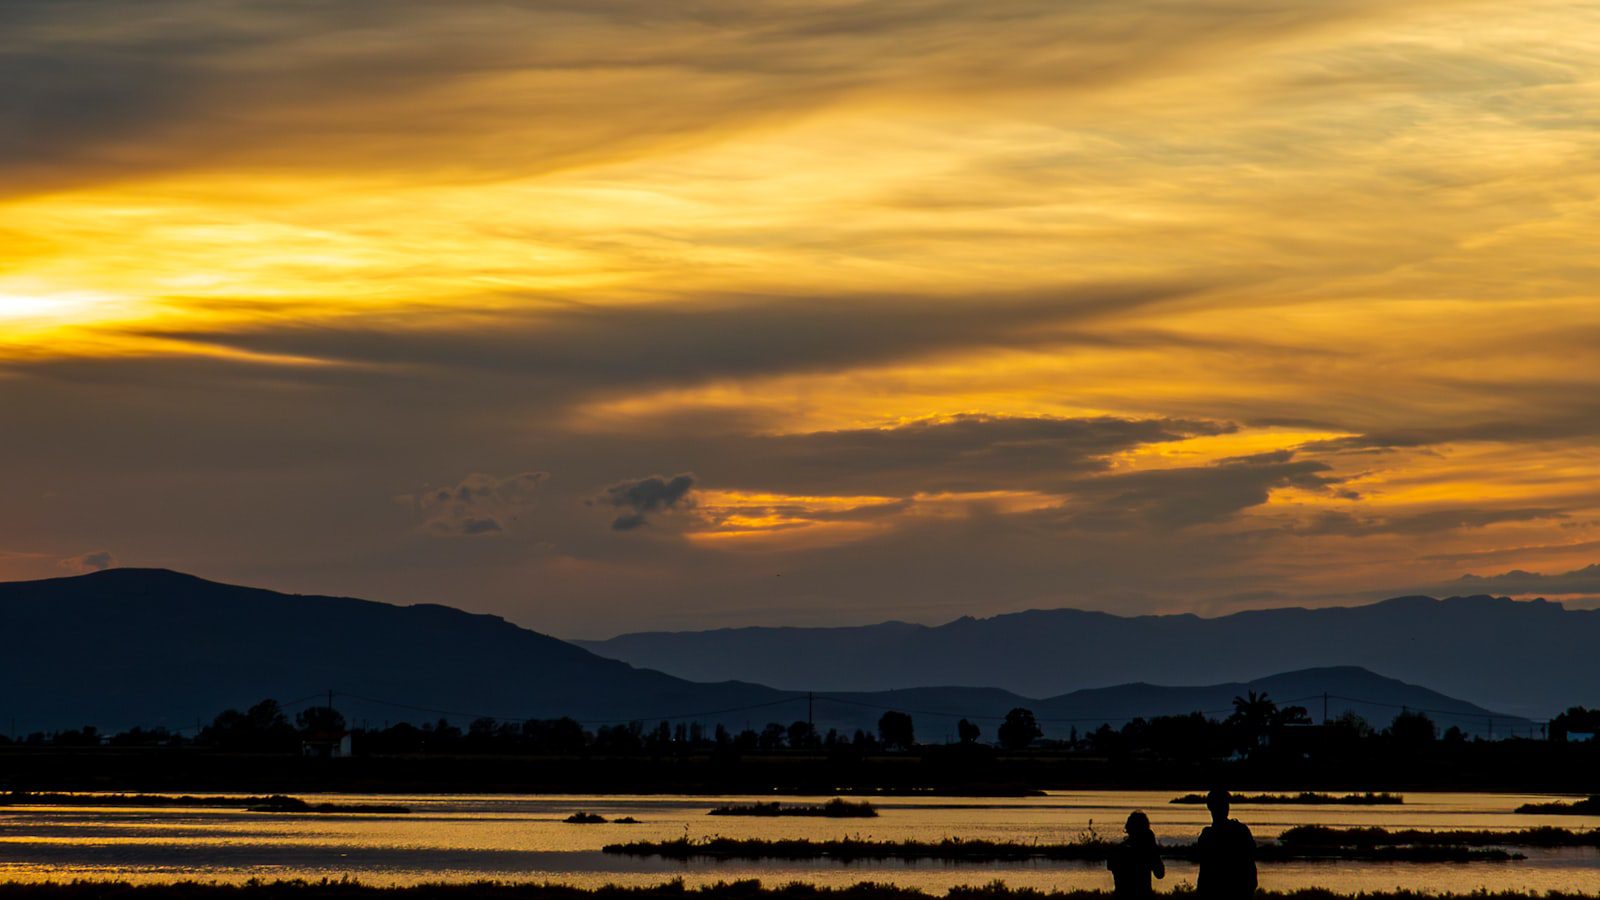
2, 791, 1597, 894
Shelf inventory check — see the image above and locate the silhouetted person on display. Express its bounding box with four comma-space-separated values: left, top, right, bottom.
1196, 789, 1256, 900
1107, 810, 1165, 898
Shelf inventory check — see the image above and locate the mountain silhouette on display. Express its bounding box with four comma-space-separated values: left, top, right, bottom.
0, 569, 1529, 737
0, 568, 779, 734
578, 595, 1595, 719
813, 667, 1525, 740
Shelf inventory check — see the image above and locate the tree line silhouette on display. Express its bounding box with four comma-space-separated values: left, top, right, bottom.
6, 692, 1590, 759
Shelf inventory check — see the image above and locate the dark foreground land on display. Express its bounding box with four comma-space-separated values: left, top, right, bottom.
0, 883, 1595, 900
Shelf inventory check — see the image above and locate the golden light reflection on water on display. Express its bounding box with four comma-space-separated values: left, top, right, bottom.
3, 792, 1598, 893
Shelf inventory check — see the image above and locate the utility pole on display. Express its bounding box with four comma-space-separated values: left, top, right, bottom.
807, 691, 814, 729
1322, 692, 1329, 725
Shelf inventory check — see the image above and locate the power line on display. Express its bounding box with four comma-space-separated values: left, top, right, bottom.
809, 692, 1329, 726
1319, 692, 1511, 724
333, 689, 806, 726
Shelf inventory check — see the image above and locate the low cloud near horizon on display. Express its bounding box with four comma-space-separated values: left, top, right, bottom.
59, 551, 117, 573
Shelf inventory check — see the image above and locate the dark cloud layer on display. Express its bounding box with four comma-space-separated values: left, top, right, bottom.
1064, 450, 1340, 530
723, 414, 1234, 495
602, 474, 696, 530
114, 282, 1197, 392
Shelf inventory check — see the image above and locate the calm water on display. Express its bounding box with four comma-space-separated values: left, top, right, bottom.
3, 791, 1598, 894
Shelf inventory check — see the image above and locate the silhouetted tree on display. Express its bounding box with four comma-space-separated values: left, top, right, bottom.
787, 720, 818, 749
997, 708, 1043, 750
1387, 710, 1437, 747
1227, 690, 1276, 751
1226, 691, 1308, 754
1328, 710, 1373, 738
52, 725, 100, 747
1551, 706, 1600, 742
1088, 723, 1120, 756
877, 710, 915, 749
593, 723, 641, 753
201, 698, 299, 751
372, 721, 424, 753
424, 717, 464, 750
1134, 712, 1221, 762
957, 718, 981, 744
296, 705, 346, 735
518, 717, 587, 753
108, 726, 177, 748
467, 717, 499, 748
758, 721, 788, 749
648, 720, 673, 749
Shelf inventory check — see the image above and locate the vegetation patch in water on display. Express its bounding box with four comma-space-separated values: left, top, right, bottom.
1170, 792, 1402, 805
246, 796, 410, 814
708, 799, 877, 818
1514, 795, 1600, 815
0, 791, 407, 814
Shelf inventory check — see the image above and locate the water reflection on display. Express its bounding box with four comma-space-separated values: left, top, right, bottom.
2, 791, 1598, 894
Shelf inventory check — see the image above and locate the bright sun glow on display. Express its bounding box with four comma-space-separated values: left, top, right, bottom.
0, 287, 125, 326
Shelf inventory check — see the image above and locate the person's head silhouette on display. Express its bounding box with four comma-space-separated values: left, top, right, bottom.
1206, 788, 1231, 824
1125, 810, 1152, 837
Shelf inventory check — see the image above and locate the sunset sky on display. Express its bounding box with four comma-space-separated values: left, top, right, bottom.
3, 0, 1598, 636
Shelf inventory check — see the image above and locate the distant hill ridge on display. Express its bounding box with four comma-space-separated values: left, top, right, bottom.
578, 593, 1596, 719
0, 568, 1531, 736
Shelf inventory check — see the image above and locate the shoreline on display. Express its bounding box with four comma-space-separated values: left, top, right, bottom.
0, 881, 1597, 900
